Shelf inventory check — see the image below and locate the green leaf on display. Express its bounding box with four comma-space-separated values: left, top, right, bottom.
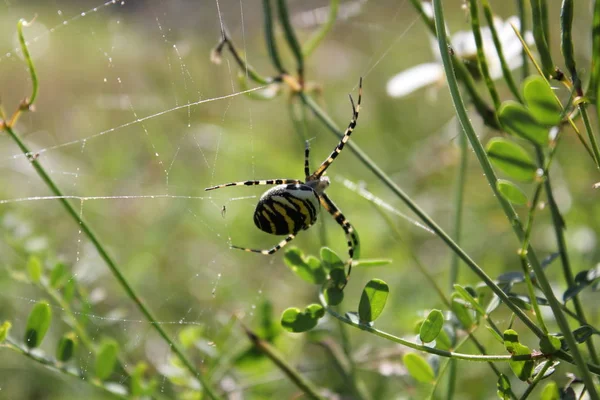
178, 326, 204, 349
283, 247, 326, 284
95, 338, 119, 380
453, 284, 486, 316
499, 101, 549, 146
63, 278, 76, 302
539, 334, 561, 354
353, 258, 393, 268
320, 247, 344, 272
496, 179, 528, 206
503, 329, 534, 381
419, 310, 444, 343
403, 353, 435, 384
131, 362, 157, 397
487, 138, 538, 182
280, 304, 325, 333
572, 325, 596, 343
540, 381, 560, 400
56, 332, 77, 362
323, 283, 344, 306
523, 76, 562, 126
497, 373, 512, 400
50, 262, 68, 288
358, 279, 389, 323
0, 321, 11, 343
451, 295, 474, 330
27, 255, 43, 284
486, 325, 505, 344
24, 301, 52, 348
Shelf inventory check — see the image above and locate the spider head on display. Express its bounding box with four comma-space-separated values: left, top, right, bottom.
307, 175, 330, 195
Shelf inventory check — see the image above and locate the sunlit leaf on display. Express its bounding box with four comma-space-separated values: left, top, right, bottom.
0, 321, 11, 343
24, 301, 52, 348
499, 101, 549, 146
26, 255, 43, 284
539, 334, 561, 354
419, 310, 444, 343
487, 138, 537, 182
283, 247, 326, 284
540, 381, 559, 400
358, 279, 389, 323
453, 284, 485, 316
404, 353, 435, 384
503, 329, 534, 381
320, 247, 344, 272
50, 262, 68, 289
280, 304, 325, 333
95, 338, 119, 380
451, 295, 474, 330
354, 258, 392, 268
497, 179, 528, 206
523, 76, 562, 126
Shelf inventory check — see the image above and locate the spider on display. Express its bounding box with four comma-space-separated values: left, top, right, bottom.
205, 78, 362, 281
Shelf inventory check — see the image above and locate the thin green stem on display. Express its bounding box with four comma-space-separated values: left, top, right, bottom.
560, 0, 579, 94
588, 0, 600, 98
2, 126, 220, 400
536, 147, 600, 365
518, 360, 552, 399
580, 103, 600, 169
276, 0, 304, 85
263, 0, 287, 76
319, 292, 527, 363
450, 122, 467, 290
211, 33, 272, 85
302, 0, 340, 58
16, 19, 38, 108
2, 338, 128, 400
243, 326, 324, 400
516, 0, 529, 80
529, 0, 558, 79
433, 0, 598, 394
480, 0, 523, 102
467, 0, 501, 109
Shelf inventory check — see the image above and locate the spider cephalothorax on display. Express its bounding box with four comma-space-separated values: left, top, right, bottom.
205, 78, 362, 279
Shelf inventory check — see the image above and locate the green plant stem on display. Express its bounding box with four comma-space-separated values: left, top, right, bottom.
2, 125, 220, 400
580, 103, 600, 169
16, 19, 38, 107
529, 0, 557, 79
243, 326, 324, 400
407, 0, 500, 129
560, 0, 579, 93
519, 360, 552, 399
467, 0, 501, 109
536, 147, 600, 365
588, 0, 600, 98
516, 0, 529, 80
316, 339, 370, 400
276, 0, 304, 85
480, 0, 523, 102
212, 33, 272, 85
302, 0, 340, 58
2, 338, 128, 400
319, 292, 530, 363
432, 0, 598, 394
263, 0, 287, 75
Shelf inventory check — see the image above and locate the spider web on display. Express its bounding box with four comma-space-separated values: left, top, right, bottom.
0, 0, 449, 396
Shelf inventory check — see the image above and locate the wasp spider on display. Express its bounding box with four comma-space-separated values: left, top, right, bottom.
205, 79, 362, 280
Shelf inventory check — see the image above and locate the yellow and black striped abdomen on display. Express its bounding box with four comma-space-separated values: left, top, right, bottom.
254, 184, 320, 235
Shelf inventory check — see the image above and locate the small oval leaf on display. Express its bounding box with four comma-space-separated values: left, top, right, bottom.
497, 179, 528, 206
280, 304, 324, 333
283, 247, 326, 284
0, 321, 12, 343
539, 334, 561, 354
27, 256, 43, 284
403, 353, 435, 384
540, 381, 560, 400
358, 279, 389, 323
523, 76, 562, 126
419, 310, 444, 343
503, 329, 534, 381
24, 301, 52, 348
50, 262, 68, 288
499, 101, 549, 146
320, 247, 344, 272
486, 138, 537, 182
56, 332, 77, 362
95, 338, 119, 380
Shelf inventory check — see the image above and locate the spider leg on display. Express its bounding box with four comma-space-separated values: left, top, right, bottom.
311, 78, 362, 179
231, 233, 297, 255
304, 140, 311, 180
205, 179, 303, 191
319, 193, 359, 282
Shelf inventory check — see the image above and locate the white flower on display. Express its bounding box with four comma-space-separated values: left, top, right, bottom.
387, 3, 534, 98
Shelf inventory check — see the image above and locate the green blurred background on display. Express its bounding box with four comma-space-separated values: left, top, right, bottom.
0, 0, 598, 398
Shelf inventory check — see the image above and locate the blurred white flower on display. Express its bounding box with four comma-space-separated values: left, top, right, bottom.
387, 3, 533, 98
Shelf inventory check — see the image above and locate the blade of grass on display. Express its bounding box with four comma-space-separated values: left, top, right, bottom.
302, 0, 340, 58
530, 0, 559, 79
432, 0, 599, 394
276, 0, 305, 86
516, 0, 529, 80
